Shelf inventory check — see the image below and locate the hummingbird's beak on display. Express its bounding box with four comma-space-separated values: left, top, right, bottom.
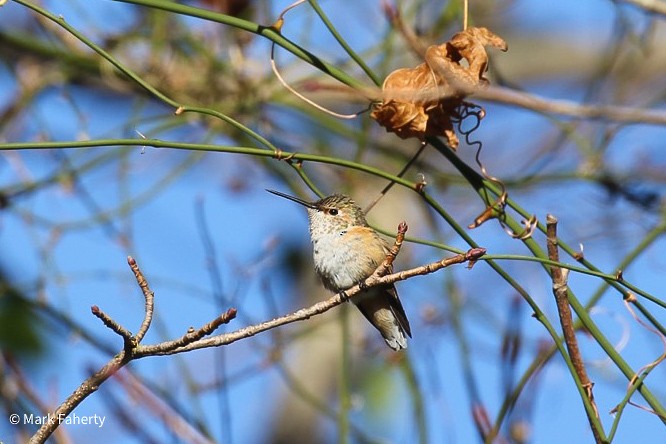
266, 189, 317, 209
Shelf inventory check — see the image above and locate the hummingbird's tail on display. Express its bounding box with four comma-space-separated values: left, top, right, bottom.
353, 285, 411, 351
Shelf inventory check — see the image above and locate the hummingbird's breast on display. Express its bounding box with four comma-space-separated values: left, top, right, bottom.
311, 226, 388, 291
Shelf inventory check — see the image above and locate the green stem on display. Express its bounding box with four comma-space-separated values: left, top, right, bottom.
427, 139, 666, 427
308, 0, 382, 86
14, 0, 277, 152
110, 0, 367, 91
607, 369, 658, 441
4, 135, 664, 426
491, 219, 666, 436
483, 256, 664, 309
3, 138, 661, 306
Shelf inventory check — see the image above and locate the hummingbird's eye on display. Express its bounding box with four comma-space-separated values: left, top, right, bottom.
328, 208, 339, 216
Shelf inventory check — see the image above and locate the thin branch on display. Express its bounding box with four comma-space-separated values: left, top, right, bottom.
376, 79, 666, 126
136, 246, 487, 356
165, 309, 239, 351
91, 305, 134, 351
475, 85, 666, 126
28, 353, 127, 444
364, 142, 428, 214
375, 221, 408, 276
546, 214, 604, 444
128, 256, 154, 343
29, 257, 237, 444
30, 227, 484, 443
381, 0, 428, 57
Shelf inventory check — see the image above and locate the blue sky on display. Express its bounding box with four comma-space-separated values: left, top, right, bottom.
1, 0, 666, 443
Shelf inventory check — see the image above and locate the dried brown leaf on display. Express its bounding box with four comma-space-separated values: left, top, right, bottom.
372, 27, 507, 148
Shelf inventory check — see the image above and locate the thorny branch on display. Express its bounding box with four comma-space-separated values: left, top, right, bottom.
30, 228, 486, 444
546, 215, 603, 444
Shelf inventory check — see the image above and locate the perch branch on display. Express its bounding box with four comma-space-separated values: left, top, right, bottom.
137, 245, 487, 356
30, 225, 485, 443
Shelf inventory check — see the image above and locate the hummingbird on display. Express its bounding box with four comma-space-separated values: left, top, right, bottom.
267, 189, 412, 350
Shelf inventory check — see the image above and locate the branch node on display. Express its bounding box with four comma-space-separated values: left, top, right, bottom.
624, 292, 637, 303
274, 149, 296, 162
552, 281, 568, 292
166, 308, 239, 352
466, 247, 487, 260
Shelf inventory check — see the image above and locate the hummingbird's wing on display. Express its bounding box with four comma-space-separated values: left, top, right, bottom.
339, 227, 412, 350
353, 284, 411, 350
384, 280, 412, 338
378, 237, 412, 338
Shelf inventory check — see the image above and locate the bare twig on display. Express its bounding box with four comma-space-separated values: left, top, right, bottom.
270, 42, 365, 119
29, 258, 236, 444
376, 79, 666, 126
91, 305, 134, 351
30, 232, 485, 443
384, 222, 408, 268
165, 308, 239, 351
128, 256, 154, 343
270, 0, 366, 120
29, 352, 126, 444
381, 0, 428, 57
546, 214, 602, 444
137, 245, 487, 356
475, 86, 666, 126
364, 142, 428, 214
472, 403, 492, 441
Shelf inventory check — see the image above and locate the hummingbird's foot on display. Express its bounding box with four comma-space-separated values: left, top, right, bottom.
339, 290, 350, 302
358, 280, 369, 291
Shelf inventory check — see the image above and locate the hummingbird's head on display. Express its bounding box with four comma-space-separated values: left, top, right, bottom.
267, 190, 368, 235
